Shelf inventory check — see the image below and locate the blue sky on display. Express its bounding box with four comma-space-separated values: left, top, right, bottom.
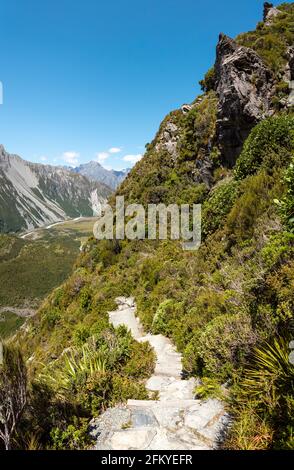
0, 0, 285, 170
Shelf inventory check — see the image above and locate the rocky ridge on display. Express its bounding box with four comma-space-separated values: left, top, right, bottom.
148, 6, 293, 176
0, 146, 112, 233
73, 161, 130, 190
263, 2, 282, 25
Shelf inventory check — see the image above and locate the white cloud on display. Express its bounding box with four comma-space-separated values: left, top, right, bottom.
122, 154, 143, 164
62, 151, 79, 166
40, 156, 47, 162
96, 151, 109, 163
95, 147, 121, 163
108, 147, 121, 154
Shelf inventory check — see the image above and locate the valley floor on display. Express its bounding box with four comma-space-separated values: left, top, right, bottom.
0, 217, 99, 339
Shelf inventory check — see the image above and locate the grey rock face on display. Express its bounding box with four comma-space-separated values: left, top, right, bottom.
215, 34, 274, 165
155, 119, 180, 160
263, 2, 274, 21
194, 154, 214, 186
263, 3, 281, 25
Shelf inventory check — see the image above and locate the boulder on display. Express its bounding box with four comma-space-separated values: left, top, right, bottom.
181, 104, 192, 114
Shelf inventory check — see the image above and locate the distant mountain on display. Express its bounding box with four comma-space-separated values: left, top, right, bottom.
0, 145, 112, 233
73, 161, 130, 189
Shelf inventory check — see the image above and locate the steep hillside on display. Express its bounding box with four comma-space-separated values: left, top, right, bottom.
0, 146, 112, 233
118, 2, 294, 205
74, 161, 130, 189
10, 2, 294, 451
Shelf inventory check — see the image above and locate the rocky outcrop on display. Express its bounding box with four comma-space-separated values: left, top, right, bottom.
263, 2, 273, 20
181, 104, 192, 114
154, 119, 180, 160
214, 34, 274, 166
263, 2, 281, 25
90, 298, 228, 450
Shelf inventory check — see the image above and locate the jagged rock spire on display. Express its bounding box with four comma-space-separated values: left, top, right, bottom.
214, 35, 274, 166
263, 2, 281, 25
263, 2, 274, 21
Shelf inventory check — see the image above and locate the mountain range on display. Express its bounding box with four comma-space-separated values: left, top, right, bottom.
73, 161, 130, 189
0, 145, 112, 233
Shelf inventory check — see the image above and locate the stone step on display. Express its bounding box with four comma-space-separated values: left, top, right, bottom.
96, 426, 210, 451
145, 376, 197, 400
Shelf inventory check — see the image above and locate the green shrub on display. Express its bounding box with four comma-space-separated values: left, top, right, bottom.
226, 171, 277, 241
42, 308, 61, 329
73, 324, 91, 346
152, 299, 174, 334
241, 337, 294, 410
76, 371, 112, 415
264, 260, 294, 324
91, 239, 121, 268
175, 289, 237, 357
122, 341, 155, 378
275, 158, 294, 231
202, 179, 239, 236
195, 377, 224, 400
50, 417, 92, 450
261, 232, 294, 268
176, 183, 207, 205
178, 91, 218, 163
235, 115, 294, 180
195, 313, 256, 379
110, 374, 149, 403
79, 287, 92, 310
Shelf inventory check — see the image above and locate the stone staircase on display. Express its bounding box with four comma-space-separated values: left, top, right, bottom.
90, 297, 228, 450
